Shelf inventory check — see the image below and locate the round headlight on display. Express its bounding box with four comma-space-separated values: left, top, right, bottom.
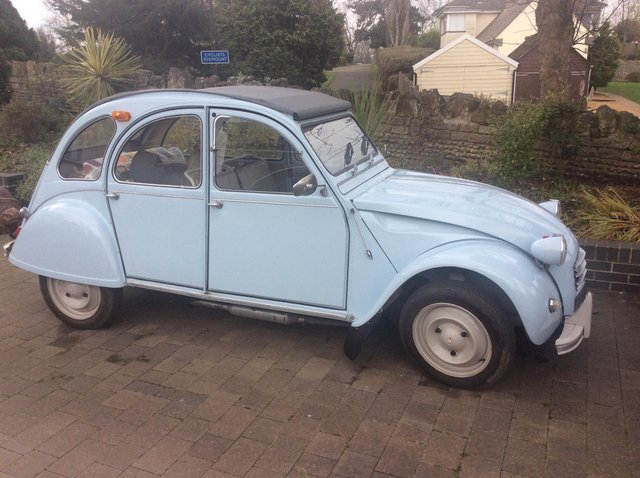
530, 234, 567, 266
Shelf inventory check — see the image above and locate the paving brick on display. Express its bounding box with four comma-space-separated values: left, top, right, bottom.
420, 430, 467, 470
191, 391, 239, 422
1, 450, 56, 478
133, 435, 192, 475
502, 437, 546, 477
209, 405, 259, 440
375, 437, 423, 477
213, 437, 266, 476
254, 434, 309, 474
292, 452, 336, 478
332, 449, 377, 478
347, 419, 393, 457
242, 417, 284, 444
161, 455, 211, 478
307, 432, 348, 461
36, 421, 99, 458
187, 433, 233, 464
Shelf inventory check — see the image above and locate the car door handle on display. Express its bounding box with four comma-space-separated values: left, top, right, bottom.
210, 200, 223, 209
105, 192, 119, 200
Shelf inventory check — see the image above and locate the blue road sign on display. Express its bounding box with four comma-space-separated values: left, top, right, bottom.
200, 50, 230, 65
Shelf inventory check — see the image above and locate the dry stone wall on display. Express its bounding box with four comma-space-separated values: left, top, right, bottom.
380, 89, 640, 181
7, 61, 242, 101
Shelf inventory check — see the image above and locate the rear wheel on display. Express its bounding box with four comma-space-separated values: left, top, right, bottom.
39, 276, 119, 329
399, 280, 515, 388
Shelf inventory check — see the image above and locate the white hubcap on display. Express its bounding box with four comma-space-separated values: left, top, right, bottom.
47, 279, 101, 321
412, 303, 492, 378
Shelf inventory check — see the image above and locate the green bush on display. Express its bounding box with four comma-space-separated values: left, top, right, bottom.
490, 101, 547, 180
14, 145, 50, 203
0, 98, 60, 144
376, 47, 433, 89
0, 144, 52, 203
490, 98, 581, 181
0, 48, 11, 105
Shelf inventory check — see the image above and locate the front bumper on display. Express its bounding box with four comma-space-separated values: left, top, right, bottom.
555, 291, 592, 355
3, 240, 15, 258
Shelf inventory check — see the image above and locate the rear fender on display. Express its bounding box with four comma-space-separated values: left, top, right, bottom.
9, 193, 125, 288
353, 239, 563, 345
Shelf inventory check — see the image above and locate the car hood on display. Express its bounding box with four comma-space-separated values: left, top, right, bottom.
353, 170, 575, 253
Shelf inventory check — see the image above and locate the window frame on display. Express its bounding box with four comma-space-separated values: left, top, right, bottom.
112, 114, 203, 189
446, 13, 466, 32
57, 116, 116, 181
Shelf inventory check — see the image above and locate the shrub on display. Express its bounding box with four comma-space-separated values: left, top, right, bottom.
14, 145, 50, 203
376, 47, 433, 89
0, 98, 58, 144
627, 71, 640, 82
490, 101, 547, 180
571, 187, 640, 242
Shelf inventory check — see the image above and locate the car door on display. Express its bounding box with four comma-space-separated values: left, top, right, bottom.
107, 109, 206, 289
208, 111, 349, 309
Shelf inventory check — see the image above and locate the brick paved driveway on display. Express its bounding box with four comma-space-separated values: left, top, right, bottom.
0, 249, 638, 478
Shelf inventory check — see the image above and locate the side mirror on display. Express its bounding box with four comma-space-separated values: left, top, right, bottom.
293, 174, 318, 196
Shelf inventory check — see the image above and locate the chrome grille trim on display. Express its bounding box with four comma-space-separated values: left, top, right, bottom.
574, 247, 588, 307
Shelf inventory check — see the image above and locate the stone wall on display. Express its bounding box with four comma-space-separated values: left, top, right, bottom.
379, 89, 640, 181
7, 61, 247, 102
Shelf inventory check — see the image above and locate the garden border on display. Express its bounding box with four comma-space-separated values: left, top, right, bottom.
580, 238, 640, 292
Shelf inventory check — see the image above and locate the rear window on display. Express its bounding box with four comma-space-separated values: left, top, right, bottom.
58, 117, 116, 180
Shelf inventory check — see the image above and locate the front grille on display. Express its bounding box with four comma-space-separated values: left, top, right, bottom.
574, 247, 587, 308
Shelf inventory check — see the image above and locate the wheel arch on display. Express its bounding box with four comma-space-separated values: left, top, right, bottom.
354, 239, 563, 346
10, 194, 125, 288
383, 267, 520, 327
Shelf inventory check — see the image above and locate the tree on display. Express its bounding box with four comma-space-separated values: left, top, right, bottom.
216, 0, 344, 88
0, 0, 42, 60
60, 28, 141, 105
589, 22, 621, 88
46, 0, 213, 73
348, 0, 425, 48
416, 27, 440, 49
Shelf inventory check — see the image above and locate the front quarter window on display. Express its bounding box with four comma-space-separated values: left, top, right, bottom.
58, 117, 116, 180
303, 116, 378, 176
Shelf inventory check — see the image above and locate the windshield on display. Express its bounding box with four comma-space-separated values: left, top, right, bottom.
303, 116, 378, 176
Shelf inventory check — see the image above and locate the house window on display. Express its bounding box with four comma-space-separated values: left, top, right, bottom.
446, 14, 465, 32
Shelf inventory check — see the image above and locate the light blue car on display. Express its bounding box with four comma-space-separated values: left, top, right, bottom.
4, 86, 592, 388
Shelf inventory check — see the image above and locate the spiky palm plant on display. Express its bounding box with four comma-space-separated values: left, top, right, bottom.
60, 28, 141, 105
350, 81, 397, 140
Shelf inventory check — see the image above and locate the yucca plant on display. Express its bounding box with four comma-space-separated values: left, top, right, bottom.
60, 28, 141, 105
572, 187, 640, 242
350, 82, 397, 140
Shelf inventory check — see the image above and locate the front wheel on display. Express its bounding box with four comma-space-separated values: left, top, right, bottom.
39, 276, 120, 329
399, 281, 515, 388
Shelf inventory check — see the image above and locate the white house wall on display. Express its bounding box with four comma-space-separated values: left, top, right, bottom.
495, 3, 537, 56
415, 38, 515, 103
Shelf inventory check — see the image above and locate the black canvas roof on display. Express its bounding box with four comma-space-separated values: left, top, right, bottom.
203, 86, 352, 121
89, 86, 352, 122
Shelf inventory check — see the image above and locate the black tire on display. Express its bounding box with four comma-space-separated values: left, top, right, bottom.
39, 276, 120, 329
399, 280, 515, 388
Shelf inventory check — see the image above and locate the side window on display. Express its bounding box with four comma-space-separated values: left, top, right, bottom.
59, 117, 116, 180
215, 117, 309, 193
114, 116, 202, 187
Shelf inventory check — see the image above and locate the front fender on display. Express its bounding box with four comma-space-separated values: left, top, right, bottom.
353, 239, 562, 345
10, 193, 125, 288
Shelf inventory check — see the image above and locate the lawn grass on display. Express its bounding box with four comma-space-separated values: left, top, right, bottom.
322, 71, 336, 88
601, 81, 640, 104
